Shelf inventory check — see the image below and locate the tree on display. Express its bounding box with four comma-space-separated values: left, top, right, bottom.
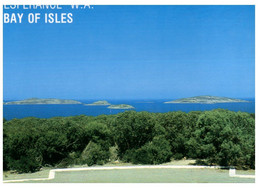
157, 111, 189, 159
81, 141, 109, 166
113, 111, 156, 157
132, 136, 172, 164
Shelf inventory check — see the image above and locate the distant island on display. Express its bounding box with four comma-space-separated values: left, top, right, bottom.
4, 98, 82, 105
85, 100, 111, 106
135, 101, 155, 103
164, 96, 249, 104
108, 104, 135, 109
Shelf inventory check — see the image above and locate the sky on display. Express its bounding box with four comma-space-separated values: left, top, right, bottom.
3, 5, 255, 100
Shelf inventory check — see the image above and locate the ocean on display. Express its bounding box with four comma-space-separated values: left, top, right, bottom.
3, 99, 255, 120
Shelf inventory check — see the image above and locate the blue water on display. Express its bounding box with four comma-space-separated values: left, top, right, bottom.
3, 99, 255, 120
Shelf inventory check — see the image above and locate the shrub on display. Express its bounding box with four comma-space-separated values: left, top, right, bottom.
7, 150, 42, 173
109, 145, 119, 162
81, 141, 109, 166
56, 152, 81, 168
132, 136, 172, 164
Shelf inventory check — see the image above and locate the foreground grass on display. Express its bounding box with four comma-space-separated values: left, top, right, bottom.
3, 167, 51, 181
3, 159, 195, 180
3, 160, 255, 183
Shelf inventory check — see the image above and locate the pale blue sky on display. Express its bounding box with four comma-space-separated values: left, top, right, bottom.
4, 5, 255, 100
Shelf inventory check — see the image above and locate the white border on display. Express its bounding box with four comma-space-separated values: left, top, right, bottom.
0, 1, 258, 188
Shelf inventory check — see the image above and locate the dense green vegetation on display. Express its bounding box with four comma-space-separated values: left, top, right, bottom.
3, 109, 255, 173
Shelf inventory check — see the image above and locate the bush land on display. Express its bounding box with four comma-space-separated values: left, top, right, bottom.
3, 109, 255, 173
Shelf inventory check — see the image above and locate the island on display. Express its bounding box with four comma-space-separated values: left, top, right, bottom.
108, 104, 135, 109
164, 96, 249, 104
4, 98, 82, 105
85, 100, 111, 106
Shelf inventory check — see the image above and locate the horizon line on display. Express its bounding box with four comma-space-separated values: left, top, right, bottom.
3, 96, 256, 101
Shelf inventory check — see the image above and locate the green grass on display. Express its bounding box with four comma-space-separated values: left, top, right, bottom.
5, 168, 255, 183
3, 160, 255, 183
3, 160, 194, 180
3, 167, 51, 180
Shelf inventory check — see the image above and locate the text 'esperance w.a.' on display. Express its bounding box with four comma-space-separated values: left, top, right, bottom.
3, 5, 94, 24
3, 5, 93, 10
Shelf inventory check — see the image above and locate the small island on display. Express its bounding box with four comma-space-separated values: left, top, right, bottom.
164, 96, 249, 104
108, 104, 135, 109
4, 98, 82, 105
85, 100, 111, 106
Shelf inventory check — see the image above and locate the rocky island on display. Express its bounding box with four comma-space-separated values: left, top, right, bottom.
164, 96, 249, 104
4, 98, 82, 105
85, 100, 111, 106
108, 104, 135, 109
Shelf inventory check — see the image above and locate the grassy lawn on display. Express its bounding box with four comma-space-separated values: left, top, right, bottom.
21, 168, 255, 183
3, 167, 51, 180
3, 160, 255, 183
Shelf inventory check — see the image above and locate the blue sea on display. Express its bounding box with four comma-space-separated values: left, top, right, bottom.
3, 99, 255, 120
